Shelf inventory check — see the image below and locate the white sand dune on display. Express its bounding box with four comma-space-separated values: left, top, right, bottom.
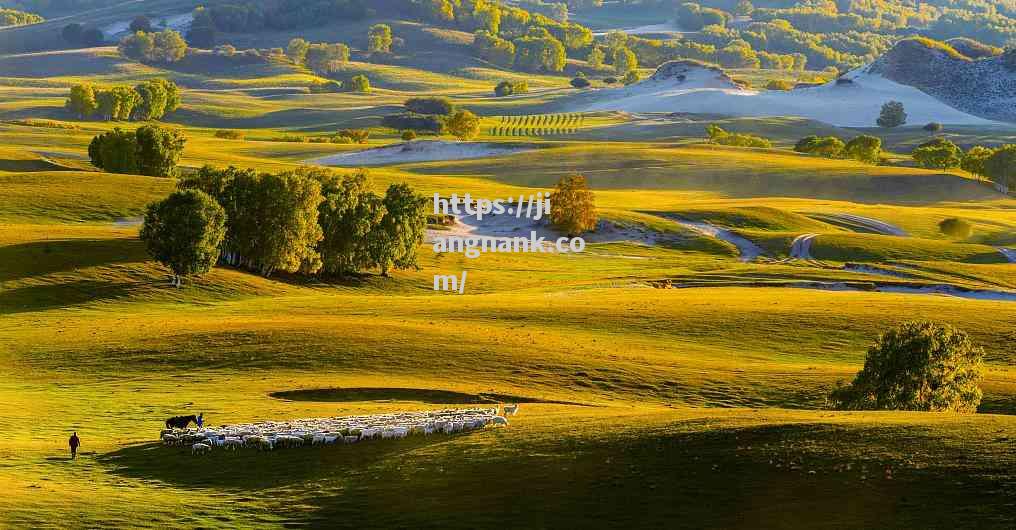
309, 140, 532, 167
580, 62, 996, 127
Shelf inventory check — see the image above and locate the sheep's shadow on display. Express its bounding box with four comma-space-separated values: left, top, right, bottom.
98, 434, 465, 490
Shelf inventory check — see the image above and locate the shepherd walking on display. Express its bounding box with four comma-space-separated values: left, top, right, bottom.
68, 432, 80, 459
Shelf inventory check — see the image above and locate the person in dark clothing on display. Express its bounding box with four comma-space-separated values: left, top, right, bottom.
69, 432, 80, 459
196, 413, 204, 428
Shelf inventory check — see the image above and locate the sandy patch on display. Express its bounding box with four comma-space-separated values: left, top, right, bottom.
578, 63, 996, 127
309, 140, 532, 167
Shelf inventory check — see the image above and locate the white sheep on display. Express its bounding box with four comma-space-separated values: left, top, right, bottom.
191, 443, 211, 455
491, 416, 509, 426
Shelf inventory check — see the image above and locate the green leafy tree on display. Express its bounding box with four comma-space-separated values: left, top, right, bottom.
88, 128, 139, 174
133, 79, 171, 120
494, 80, 514, 96
95, 86, 141, 121
346, 74, 371, 93
912, 137, 962, 168
513, 36, 566, 72
445, 109, 480, 140
549, 174, 597, 236
829, 321, 984, 413
287, 38, 310, 64
587, 46, 605, 68
370, 183, 427, 276
473, 31, 515, 67
961, 145, 995, 177
405, 97, 455, 115
316, 169, 387, 275
119, 29, 186, 63
305, 42, 350, 73
135, 124, 186, 177
843, 135, 881, 164
66, 83, 97, 118
877, 100, 907, 128
140, 189, 226, 287
612, 46, 638, 75
368, 24, 393, 54
984, 144, 1016, 190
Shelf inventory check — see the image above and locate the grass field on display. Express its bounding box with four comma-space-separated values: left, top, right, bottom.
2, 16, 1016, 528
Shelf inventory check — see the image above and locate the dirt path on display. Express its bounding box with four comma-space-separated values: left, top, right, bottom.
670, 220, 764, 262
789, 234, 818, 260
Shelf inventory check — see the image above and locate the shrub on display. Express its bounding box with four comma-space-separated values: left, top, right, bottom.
923, 122, 943, 133
912, 138, 962, 168
877, 101, 906, 128
708, 124, 771, 148
405, 97, 455, 115
603, 77, 617, 84
401, 130, 417, 141
765, 79, 793, 91
336, 129, 370, 144
938, 217, 973, 238
214, 129, 245, 140
309, 80, 343, 93
381, 113, 445, 133
794, 135, 844, 157
829, 321, 984, 412
346, 74, 370, 93
570, 74, 590, 88
495, 81, 514, 97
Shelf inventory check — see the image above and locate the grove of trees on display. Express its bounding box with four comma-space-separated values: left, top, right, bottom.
118, 29, 188, 64
66, 79, 180, 121
88, 124, 185, 177
174, 165, 427, 277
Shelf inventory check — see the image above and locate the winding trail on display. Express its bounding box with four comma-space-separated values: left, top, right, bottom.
789, 234, 818, 260
670, 220, 764, 262
823, 214, 908, 236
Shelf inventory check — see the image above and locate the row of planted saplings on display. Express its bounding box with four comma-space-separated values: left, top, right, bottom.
499, 114, 585, 126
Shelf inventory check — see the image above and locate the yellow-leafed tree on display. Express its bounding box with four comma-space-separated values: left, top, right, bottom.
549, 174, 597, 236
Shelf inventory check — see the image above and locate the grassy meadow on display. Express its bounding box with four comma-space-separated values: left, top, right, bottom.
1, 9, 1015, 529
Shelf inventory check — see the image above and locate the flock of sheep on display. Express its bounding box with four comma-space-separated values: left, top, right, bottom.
161, 405, 519, 455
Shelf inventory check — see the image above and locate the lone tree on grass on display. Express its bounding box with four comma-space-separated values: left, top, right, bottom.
877, 100, 907, 128
549, 174, 597, 236
829, 321, 984, 412
445, 109, 480, 140
140, 189, 226, 287
843, 135, 881, 164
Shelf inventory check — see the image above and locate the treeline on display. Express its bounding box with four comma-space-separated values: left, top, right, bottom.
66, 79, 180, 121
0, 7, 43, 27
198, 0, 367, 33
794, 134, 883, 164
908, 138, 1016, 192
170, 166, 427, 278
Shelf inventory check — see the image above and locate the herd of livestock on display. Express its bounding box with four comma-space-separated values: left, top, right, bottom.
161, 405, 519, 454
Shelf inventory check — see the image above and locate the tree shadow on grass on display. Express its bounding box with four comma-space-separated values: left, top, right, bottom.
0, 238, 147, 282
98, 435, 465, 491
269, 387, 592, 406
0, 279, 142, 314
